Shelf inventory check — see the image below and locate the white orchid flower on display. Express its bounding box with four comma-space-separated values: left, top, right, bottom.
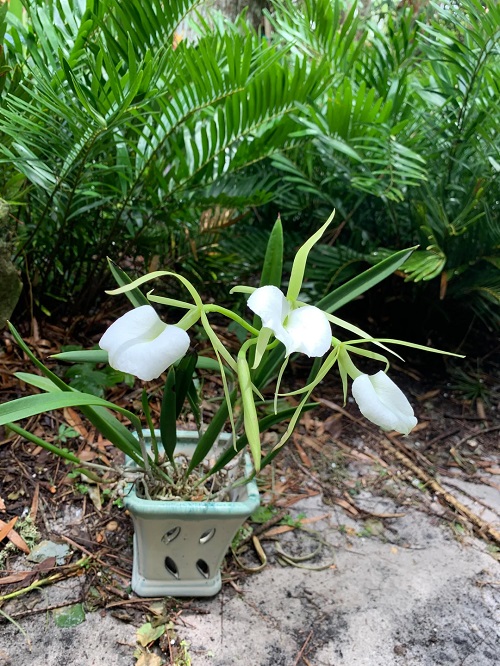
99, 305, 190, 381
351, 370, 417, 435
247, 285, 331, 358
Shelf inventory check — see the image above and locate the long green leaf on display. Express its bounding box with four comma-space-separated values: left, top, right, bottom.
51, 350, 109, 363
316, 246, 417, 314
260, 217, 284, 289
107, 258, 150, 307
7, 422, 83, 465
0, 391, 135, 426
174, 351, 198, 418
249, 217, 284, 368
8, 323, 143, 464
15, 372, 60, 393
160, 367, 178, 466
187, 390, 237, 473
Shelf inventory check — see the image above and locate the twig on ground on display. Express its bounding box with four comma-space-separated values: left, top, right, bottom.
381, 438, 500, 546
0, 556, 90, 604
293, 629, 313, 666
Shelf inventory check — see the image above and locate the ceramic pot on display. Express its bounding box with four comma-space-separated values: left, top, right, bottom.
124, 430, 260, 597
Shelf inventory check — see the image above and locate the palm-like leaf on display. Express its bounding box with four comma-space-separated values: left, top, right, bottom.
0, 0, 329, 309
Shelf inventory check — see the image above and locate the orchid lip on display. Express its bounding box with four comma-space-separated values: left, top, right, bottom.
247, 286, 331, 358
99, 305, 190, 381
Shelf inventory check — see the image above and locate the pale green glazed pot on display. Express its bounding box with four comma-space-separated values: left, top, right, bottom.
124, 430, 260, 597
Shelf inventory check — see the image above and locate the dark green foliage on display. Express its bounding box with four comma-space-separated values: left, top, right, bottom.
63, 360, 133, 398
266, 0, 500, 327
0, 0, 328, 312
1, 0, 498, 328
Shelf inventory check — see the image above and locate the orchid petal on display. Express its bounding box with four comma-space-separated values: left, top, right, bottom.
247, 285, 293, 351
99, 305, 190, 381
248, 286, 331, 357
284, 306, 332, 357
247, 285, 290, 330
352, 371, 417, 435
100, 305, 165, 351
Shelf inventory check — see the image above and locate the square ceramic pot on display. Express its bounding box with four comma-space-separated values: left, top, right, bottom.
124, 430, 260, 597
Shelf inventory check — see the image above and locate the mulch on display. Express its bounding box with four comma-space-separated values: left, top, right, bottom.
1, 312, 499, 622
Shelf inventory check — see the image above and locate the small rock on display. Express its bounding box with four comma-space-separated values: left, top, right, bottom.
27, 540, 70, 565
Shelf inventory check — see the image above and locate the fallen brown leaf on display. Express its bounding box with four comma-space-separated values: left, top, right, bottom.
0, 571, 33, 585
0, 517, 31, 553
0, 516, 18, 542
63, 407, 88, 437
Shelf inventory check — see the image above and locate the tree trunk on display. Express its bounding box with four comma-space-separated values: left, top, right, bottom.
211, 0, 270, 32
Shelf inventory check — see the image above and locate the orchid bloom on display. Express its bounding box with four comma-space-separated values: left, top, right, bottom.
99, 305, 190, 381
351, 370, 417, 435
247, 285, 331, 358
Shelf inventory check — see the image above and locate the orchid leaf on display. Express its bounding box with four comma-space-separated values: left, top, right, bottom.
260, 217, 284, 289
0, 391, 136, 426
287, 210, 335, 302
15, 372, 60, 392
142, 389, 159, 463
107, 258, 150, 308
8, 322, 143, 465
187, 390, 237, 474
160, 367, 177, 466
7, 422, 83, 465
174, 351, 198, 418
238, 350, 261, 472
52, 349, 108, 363
250, 218, 283, 368
186, 381, 201, 431
196, 355, 234, 379
54, 350, 223, 373
317, 246, 417, 313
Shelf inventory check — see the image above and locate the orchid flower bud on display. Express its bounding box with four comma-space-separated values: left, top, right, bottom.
247, 285, 331, 358
99, 305, 190, 381
352, 370, 417, 435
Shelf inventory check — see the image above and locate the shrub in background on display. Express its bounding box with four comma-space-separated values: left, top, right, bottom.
264, 0, 500, 329
0, 0, 328, 313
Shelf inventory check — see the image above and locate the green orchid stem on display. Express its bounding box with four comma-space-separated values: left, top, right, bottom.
237, 338, 262, 471
141, 389, 159, 464
203, 305, 259, 336
338, 347, 363, 380
137, 431, 152, 477
0, 557, 90, 604
176, 307, 201, 331
147, 293, 196, 310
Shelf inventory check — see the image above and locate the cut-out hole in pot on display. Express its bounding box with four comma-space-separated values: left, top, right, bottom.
164, 556, 179, 578
196, 559, 210, 579
161, 526, 181, 544
199, 528, 216, 544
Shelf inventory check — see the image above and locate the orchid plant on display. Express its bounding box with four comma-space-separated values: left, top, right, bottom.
1, 213, 457, 497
